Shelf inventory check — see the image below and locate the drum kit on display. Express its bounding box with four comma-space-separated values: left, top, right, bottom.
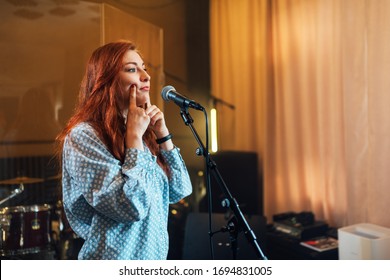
0, 175, 71, 259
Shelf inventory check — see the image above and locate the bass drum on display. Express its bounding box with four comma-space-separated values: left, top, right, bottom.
0, 204, 53, 256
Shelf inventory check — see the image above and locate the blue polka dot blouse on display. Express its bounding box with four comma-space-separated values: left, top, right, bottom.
61, 123, 192, 259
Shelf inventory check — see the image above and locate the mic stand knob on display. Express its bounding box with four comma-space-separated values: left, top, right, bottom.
196, 147, 203, 156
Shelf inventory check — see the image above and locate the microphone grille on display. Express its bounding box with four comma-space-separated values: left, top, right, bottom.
161, 85, 175, 101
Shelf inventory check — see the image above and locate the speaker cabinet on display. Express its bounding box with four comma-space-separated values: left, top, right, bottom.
182, 212, 267, 260
199, 151, 263, 216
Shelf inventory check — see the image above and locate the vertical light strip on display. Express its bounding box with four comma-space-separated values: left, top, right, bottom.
211, 108, 218, 152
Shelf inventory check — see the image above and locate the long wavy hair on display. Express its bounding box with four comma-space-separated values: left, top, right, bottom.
55, 40, 169, 175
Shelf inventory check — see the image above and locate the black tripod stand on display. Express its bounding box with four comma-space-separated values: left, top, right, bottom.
179, 106, 267, 260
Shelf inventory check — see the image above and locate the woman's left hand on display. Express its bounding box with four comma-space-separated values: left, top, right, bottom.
145, 104, 174, 150
145, 104, 167, 137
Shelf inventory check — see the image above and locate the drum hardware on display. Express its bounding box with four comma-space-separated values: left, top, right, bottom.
0, 176, 63, 259
0, 204, 53, 257
0, 176, 44, 207
0, 184, 24, 207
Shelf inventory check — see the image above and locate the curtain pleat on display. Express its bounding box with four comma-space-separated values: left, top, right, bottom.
211, 0, 390, 228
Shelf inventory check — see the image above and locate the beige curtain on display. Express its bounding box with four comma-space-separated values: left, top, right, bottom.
210, 0, 390, 228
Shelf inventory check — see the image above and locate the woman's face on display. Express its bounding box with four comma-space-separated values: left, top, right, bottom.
119, 50, 151, 111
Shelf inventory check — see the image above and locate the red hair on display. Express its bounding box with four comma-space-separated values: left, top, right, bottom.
56, 40, 169, 175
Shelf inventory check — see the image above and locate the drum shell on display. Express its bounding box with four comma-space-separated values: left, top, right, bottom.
0, 204, 52, 255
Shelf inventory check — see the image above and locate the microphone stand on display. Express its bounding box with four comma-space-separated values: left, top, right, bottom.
179, 106, 267, 260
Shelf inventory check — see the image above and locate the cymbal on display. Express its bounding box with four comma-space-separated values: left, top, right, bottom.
0, 176, 44, 185
46, 174, 62, 181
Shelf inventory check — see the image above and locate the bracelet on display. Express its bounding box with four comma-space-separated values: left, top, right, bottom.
156, 133, 172, 144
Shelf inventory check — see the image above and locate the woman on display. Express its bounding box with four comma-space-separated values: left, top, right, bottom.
56, 40, 192, 260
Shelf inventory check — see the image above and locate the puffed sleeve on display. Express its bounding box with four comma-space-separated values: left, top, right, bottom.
160, 148, 192, 203
62, 124, 160, 225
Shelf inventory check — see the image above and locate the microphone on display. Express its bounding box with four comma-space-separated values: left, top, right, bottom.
161, 85, 204, 111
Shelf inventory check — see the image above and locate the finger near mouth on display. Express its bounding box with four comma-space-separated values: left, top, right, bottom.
137, 103, 147, 109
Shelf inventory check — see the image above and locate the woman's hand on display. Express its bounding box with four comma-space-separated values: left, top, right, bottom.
125, 85, 150, 150
145, 103, 174, 151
